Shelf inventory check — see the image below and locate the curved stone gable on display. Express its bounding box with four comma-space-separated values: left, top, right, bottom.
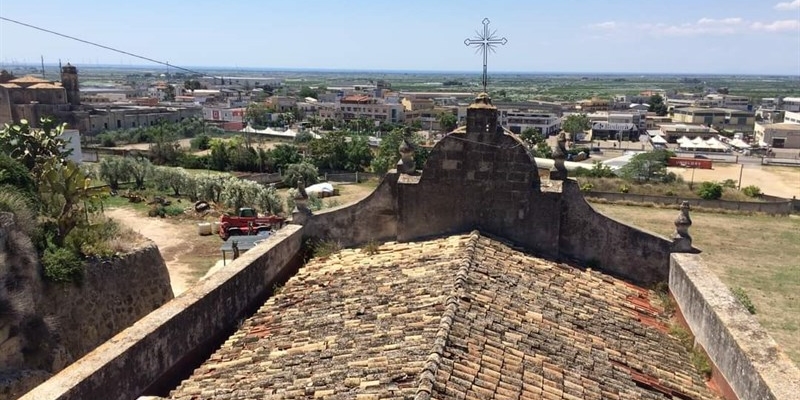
398, 123, 559, 257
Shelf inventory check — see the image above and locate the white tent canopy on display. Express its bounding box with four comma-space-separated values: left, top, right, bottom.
729, 138, 751, 149
650, 135, 667, 144
705, 137, 728, 151
676, 136, 692, 145
241, 125, 321, 139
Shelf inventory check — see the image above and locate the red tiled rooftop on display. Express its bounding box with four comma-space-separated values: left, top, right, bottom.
169, 232, 717, 399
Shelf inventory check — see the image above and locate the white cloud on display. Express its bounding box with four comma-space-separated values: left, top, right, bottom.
751, 19, 800, 32
588, 21, 618, 30
774, 0, 800, 10
637, 18, 743, 36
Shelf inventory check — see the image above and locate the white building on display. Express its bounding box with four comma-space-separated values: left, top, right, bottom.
755, 122, 800, 148
500, 109, 561, 135
781, 97, 800, 112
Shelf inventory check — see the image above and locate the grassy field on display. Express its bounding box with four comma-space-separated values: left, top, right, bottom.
592, 203, 800, 366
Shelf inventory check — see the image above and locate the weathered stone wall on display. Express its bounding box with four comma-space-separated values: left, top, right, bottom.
304, 173, 398, 247
21, 225, 304, 400
38, 244, 174, 367
397, 129, 562, 258
670, 253, 800, 400
560, 181, 675, 284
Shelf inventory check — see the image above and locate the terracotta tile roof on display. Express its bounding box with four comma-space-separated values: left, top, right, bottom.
27, 82, 63, 90
0, 83, 21, 89
8, 75, 50, 84
169, 232, 716, 400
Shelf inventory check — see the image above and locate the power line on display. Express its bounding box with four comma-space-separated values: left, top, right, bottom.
0, 16, 216, 79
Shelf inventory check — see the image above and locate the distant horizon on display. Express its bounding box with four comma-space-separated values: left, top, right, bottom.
3, 62, 799, 79
1, 1, 798, 76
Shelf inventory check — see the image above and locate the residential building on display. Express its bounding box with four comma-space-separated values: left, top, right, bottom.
646, 115, 672, 129
705, 94, 751, 110
87, 105, 201, 132
265, 96, 297, 113
317, 94, 404, 124
755, 122, 800, 148
500, 109, 561, 135
200, 76, 282, 89
576, 97, 609, 112
659, 123, 719, 143
608, 111, 647, 133
671, 107, 755, 132
782, 97, 800, 112
783, 111, 800, 125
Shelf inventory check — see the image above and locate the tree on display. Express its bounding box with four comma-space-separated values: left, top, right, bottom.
271, 143, 302, 171
321, 119, 335, 131
184, 79, 203, 91
309, 130, 348, 170
344, 136, 374, 171
648, 94, 668, 116
438, 112, 458, 132
371, 129, 429, 175
282, 162, 319, 186
197, 174, 228, 203
0, 118, 72, 176
98, 157, 131, 191
220, 178, 261, 212
244, 102, 271, 129
164, 85, 176, 101
37, 160, 108, 246
128, 157, 153, 190
519, 127, 553, 159
298, 86, 318, 99
562, 114, 590, 138
618, 149, 677, 183
155, 167, 190, 196
256, 185, 284, 215
294, 131, 314, 144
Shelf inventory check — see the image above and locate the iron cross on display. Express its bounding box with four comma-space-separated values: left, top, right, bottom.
464, 18, 507, 93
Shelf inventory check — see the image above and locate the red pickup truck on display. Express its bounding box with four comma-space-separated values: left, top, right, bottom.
218, 207, 285, 240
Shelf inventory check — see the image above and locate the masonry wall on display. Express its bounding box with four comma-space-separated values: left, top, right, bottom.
670, 253, 800, 400
38, 244, 174, 367
304, 173, 398, 247
583, 191, 794, 215
560, 181, 674, 284
396, 130, 562, 258
21, 225, 304, 400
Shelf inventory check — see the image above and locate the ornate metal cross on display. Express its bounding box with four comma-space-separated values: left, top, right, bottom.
464, 18, 507, 93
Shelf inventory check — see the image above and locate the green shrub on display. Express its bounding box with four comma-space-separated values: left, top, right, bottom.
580, 183, 594, 192
42, 245, 83, 283
619, 184, 630, 194
0, 185, 37, 237
697, 181, 723, 200
732, 287, 756, 314
148, 204, 184, 218
64, 221, 118, 258
361, 240, 380, 255
99, 134, 116, 147
190, 134, 211, 150
742, 185, 761, 198
308, 195, 323, 211
721, 179, 737, 189
312, 240, 341, 258
0, 154, 36, 197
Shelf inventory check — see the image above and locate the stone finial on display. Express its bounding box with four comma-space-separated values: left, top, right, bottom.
397, 138, 416, 174
549, 130, 568, 180
672, 201, 693, 252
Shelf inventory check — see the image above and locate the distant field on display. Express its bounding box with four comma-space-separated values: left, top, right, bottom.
592, 203, 800, 366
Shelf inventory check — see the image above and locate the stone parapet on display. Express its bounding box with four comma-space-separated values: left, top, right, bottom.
670, 253, 800, 400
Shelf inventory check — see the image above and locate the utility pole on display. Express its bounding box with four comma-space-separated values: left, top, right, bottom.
737, 163, 744, 189
40, 55, 45, 79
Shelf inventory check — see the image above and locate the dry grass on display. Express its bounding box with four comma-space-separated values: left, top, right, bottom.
593, 203, 800, 366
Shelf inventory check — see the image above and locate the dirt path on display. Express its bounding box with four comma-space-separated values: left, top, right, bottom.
105, 208, 196, 296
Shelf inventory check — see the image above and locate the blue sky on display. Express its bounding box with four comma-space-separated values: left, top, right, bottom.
1, 0, 799, 75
